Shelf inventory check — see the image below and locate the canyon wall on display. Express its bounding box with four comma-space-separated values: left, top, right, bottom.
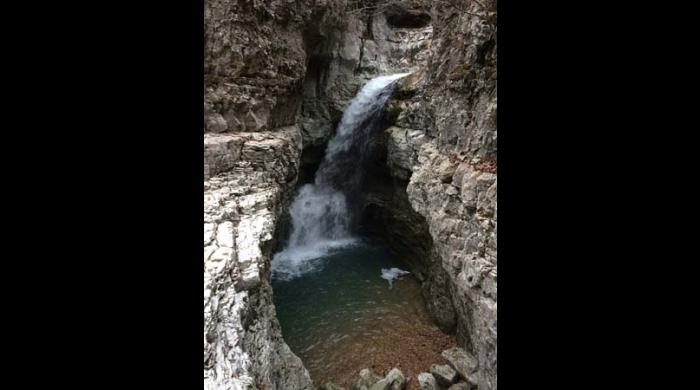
383, 1, 497, 389
204, 126, 313, 390
204, 1, 340, 388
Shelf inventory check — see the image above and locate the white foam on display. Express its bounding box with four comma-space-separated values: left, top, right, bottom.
271, 238, 358, 281
380, 267, 411, 288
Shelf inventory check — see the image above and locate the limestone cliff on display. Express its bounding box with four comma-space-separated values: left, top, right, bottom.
204, 0, 347, 134
204, 126, 313, 390
203, 2, 347, 388
384, 1, 497, 389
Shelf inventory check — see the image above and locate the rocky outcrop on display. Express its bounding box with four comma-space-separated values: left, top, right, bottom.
204, 0, 347, 134
204, 126, 313, 390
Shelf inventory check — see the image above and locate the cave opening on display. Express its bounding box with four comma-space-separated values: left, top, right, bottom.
385, 9, 431, 29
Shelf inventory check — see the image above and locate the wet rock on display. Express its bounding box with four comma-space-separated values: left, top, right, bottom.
442, 347, 478, 382
205, 0, 337, 135
430, 364, 458, 388
417, 372, 438, 390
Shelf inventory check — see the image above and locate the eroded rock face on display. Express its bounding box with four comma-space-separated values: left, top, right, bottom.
204, 0, 347, 134
203, 126, 313, 390
383, 1, 497, 389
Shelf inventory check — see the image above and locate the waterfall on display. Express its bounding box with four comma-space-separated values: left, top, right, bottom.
272, 73, 410, 280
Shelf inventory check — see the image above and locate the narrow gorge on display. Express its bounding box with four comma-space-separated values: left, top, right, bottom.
204, 1, 496, 389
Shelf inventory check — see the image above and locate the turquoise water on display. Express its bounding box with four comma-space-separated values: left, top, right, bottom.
272, 239, 444, 386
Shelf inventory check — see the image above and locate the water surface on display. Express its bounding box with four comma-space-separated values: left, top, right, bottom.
272, 239, 455, 387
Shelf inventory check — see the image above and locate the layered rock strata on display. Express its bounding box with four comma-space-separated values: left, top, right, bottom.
204, 0, 346, 135
381, 1, 497, 389
204, 126, 313, 390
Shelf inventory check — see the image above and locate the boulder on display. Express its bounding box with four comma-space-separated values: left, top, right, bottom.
353, 368, 383, 390
368, 368, 406, 390
441, 347, 478, 381
417, 372, 439, 390
385, 368, 406, 390
430, 364, 458, 387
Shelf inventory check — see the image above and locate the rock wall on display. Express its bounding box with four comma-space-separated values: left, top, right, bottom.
204, 0, 346, 134
204, 126, 314, 390
203, 2, 349, 388
382, 1, 497, 389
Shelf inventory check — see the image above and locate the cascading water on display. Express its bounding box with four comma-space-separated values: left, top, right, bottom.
271, 73, 455, 388
272, 73, 410, 280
